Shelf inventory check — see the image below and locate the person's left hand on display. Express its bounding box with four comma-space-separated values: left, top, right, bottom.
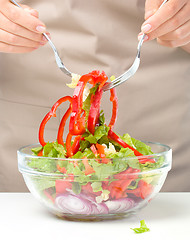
138, 0, 190, 53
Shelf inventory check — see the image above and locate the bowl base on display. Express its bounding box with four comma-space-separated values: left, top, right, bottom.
55, 211, 136, 222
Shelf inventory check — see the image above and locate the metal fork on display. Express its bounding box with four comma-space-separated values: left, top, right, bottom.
103, 0, 168, 91
10, 0, 72, 77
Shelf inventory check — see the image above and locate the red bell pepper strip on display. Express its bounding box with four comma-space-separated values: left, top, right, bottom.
88, 88, 103, 134
72, 135, 82, 155
37, 149, 43, 156
107, 167, 139, 199
125, 180, 153, 199
108, 130, 155, 163
82, 157, 95, 175
55, 178, 73, 196
57, 165, 67, 174
108, 129, 143, 156
66, 132, 74, 157
88, 70, 108, 88
98, 72, 108, 90
69, 75, 91, 135
57, 106, 72, 146
82, 182, 101, 196
90, 144, 98, 157
96, 143, 110, 163
39, 96, 72, 147
69, 71, 108, 135
108, 88, 118, 130
44, 189, 55, 203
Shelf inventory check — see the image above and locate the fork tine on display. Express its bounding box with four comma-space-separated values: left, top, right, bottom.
103, 53, 140, 91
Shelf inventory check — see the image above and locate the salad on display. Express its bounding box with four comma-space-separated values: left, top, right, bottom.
29, 70, 164, 216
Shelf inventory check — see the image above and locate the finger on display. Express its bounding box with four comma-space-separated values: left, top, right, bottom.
20, 4, 39, 18
157, 34, 190, 48
144, 4, 190, 41
141, 0, 186, 33
0, 28, 45, 48
0, 12, 48, 43
158, 20, 190, 41
0, 42, 38, 53
2, 3, 47, 33
145, 0, 163, 20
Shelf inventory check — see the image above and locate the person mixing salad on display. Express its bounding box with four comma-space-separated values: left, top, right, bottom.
0, 0, 189, 191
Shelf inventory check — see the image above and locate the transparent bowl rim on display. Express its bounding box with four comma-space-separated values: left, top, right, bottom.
18, 141, 172, 177
18, 141, 171, 160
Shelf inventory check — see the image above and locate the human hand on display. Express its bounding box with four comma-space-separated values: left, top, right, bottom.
0, 0, 49, 53
138, 0, 190, 53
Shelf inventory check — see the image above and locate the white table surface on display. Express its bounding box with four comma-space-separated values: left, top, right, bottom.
0, 192, 189, 240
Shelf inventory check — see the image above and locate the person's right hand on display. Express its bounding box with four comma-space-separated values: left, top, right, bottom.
0, 0, 49, 53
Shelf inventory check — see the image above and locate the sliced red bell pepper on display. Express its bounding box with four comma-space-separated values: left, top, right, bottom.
88, 70, 108, 88
66, 132, 74, 157
108, 129, 143, 156
88, 89, 103, 134
39, 96, 72, 146
69, 74, 91, 135
65, 133, 82, 158
107, 167, 139, 199
82, 157, 95, 175
57, 106, 72, 146
57, 164, 67, 174
44, 188, 55, 203
82, 182, 101, 196
69, 71, 108, 135
96, 143, 110, 163
55, 179, 72, 196
37, 149, 43, 156
125, 179, 153, 199
108, 88, 118, 130
72, 135, 82, 155
108, 130, 155, 163
90, 144, 98, 157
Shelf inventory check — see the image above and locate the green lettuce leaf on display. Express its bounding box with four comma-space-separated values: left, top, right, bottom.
82, 84, 99, 122
91, 161, 115, 180
131, 220, 150, 234
108, 147, 140, 170
140, 156, 165, 171
31, 146, 43, 155
132, 138, 153, 155
28, 158, 57, 173
120, 133, 134, 147
43, 142, 66, 158
91, 182, 102, 192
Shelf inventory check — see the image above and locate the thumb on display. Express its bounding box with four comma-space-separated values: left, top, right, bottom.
145, 0, 163, 20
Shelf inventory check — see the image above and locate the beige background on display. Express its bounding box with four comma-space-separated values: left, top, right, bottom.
0, 0, 190, 192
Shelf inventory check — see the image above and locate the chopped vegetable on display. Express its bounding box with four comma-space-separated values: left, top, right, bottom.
105, 198, 135, 213
131, 220, 150, 233
28, 70, 165, 217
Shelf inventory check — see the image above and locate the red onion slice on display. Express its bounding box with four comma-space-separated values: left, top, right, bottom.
55, 192, 108, 215
105, 198, 135, 213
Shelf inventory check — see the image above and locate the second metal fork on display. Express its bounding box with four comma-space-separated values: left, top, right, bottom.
103, 0, 168, 91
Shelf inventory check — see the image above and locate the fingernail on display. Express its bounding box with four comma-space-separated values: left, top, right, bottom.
25, 8, 38, 16
141, 24, 152, 33
40, 42, 47, 45
42, 36, 48, 42
138, 34, 149, 41
36, 25, 46, 33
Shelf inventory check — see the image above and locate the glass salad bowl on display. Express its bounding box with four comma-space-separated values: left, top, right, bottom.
18, 142, 172, 221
